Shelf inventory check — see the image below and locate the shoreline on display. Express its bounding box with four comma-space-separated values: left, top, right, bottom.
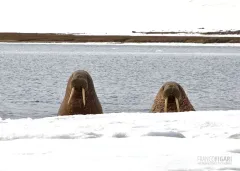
2, 42, 240, 47
1, 32, 240, 43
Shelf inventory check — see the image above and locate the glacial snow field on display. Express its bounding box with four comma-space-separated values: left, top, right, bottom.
0, 111, 240, 171
0, 0, 240, 34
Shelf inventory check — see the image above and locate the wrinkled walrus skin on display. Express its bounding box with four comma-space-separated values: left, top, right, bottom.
151, 82, 195, 113
58, 70, 103, 115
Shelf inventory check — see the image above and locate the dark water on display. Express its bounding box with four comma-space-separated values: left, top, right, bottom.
0, 43, 240, 119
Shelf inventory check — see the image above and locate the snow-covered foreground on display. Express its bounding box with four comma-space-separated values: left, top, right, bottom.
0, 111, 240, 171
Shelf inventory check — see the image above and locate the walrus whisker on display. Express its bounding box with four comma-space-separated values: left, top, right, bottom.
68, 87, 75, 105
82, 88, 86, 107
175, 97, 180, 112
164, 98, 168, 112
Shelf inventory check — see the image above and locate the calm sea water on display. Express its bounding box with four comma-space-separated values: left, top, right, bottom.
0, 43, 240, 119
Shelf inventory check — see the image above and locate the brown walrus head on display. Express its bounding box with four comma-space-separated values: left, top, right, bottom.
58, 70, 103, 115
151, 82, 195, 113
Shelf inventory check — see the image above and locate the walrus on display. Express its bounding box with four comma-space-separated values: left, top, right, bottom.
151, 82, 195, 113
58, 70, 103, 115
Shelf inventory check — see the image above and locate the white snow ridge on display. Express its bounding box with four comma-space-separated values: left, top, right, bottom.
0, 111, 240, 171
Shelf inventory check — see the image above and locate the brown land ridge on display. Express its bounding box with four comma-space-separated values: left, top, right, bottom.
1, 32, 240, 43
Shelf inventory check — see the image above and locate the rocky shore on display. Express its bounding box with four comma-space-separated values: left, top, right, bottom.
1, 32, 240, 43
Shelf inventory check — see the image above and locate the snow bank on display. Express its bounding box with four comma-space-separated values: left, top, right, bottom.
1, 111, 240, 140
0, 111, 240, 171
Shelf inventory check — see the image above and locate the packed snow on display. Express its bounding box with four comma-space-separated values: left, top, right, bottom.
0, 111, 240, 171
0, 0, 240, 34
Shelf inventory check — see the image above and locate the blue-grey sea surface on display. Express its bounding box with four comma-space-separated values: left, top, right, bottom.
0, 43, 240, 119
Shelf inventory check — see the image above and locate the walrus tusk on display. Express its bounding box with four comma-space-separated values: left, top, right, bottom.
68, 87, 75, 105
164, 97, 168, 112
175, 97, 180, 112
82, 88, 86, 107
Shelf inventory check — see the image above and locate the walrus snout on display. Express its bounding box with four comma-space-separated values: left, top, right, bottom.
71, 78, 88, 91
68, 78, 88, 107
163, 85, 180, 99
163, 84, 181, 112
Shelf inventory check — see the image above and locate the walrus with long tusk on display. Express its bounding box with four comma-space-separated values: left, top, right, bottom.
151, 82, 195, 113
58, 70, 103, 115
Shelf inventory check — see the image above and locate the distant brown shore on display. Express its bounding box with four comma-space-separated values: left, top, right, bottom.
1, 32, 240, 43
